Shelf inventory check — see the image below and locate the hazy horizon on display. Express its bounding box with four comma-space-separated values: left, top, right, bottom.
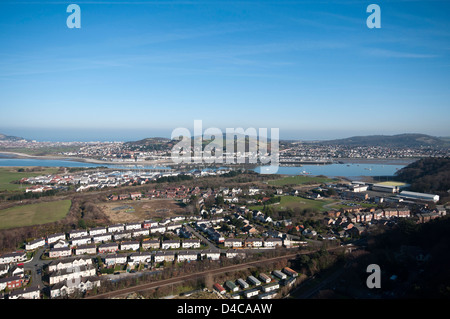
1, 127, 448, 143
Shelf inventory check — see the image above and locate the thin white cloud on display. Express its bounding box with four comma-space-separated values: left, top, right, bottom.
367, 48, 439, 58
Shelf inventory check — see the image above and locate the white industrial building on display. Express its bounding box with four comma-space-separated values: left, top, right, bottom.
371, 184, 399, 193
399, 191, 439, 203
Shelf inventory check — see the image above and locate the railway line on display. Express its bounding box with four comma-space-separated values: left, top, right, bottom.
86, 252, 302, 299
86, 245, 346, 299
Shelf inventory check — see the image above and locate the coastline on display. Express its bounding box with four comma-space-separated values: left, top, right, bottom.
0, 151, 418, 167
0, 151, 418, 165
336, 158, 417, 165
0, 151, 172, 166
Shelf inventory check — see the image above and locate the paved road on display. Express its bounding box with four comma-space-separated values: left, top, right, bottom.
185, 224, 218, 250
23, 247, 51, 288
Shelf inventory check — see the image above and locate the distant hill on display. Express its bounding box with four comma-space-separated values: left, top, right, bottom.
314, 134, 448, 148
0, 133, 29, 142
124, 137, 173, 151
395, 157, 450, 202
125, 133, 271, 152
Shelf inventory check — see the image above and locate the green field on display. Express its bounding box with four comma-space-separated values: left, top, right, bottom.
0, 199, 72, 229
0, 167, 60, 191
249, 195, 337, 212
375, 181, 408, 187
268, 175, 336, 186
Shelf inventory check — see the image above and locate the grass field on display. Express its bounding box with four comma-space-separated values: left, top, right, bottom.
0, 199, 72, 229
0, 167, 60, 191
268, 175, 336, 186
249, 195, 337, 212
375, 181, 408, 187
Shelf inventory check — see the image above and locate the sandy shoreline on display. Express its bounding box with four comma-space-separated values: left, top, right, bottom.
0, 151, 172, 166
336, 158, 417, 165
0, 151, 418, 167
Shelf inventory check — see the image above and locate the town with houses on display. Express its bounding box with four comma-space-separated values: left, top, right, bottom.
2, 137, 449, 166
0, 163, 447, 299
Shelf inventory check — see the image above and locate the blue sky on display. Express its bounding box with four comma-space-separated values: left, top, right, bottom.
0, 0, 449, 141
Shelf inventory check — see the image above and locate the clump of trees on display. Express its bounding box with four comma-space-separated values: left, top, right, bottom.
395, 157, 450, 203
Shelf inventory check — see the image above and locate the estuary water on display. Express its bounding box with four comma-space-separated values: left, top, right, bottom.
0, 153, 408, 178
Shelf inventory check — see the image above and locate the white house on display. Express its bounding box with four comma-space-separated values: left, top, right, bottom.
89, 227, 107, 236
48, 257, 93, 273
153, 251, 175, 263
263, 238, 283, 247
181, 239, 201, 249
202, 249, 220, 261
129, 252, 152, 265
0, 252, 26, 264
224, 238, 243, 248
245, 238, 263, 248
75, 244, 97, 255
113, 231, 132, 241
49, 265, 96, 285
162, 240, 180, 250
108, 224, 125, 233
142, 239, 160, 250
98, 243, 119, 253
71, 236, 92, 247
120, 241, 140, 251
225, 249, 245, 259
47, 233, 66, 245
50, 277, 100, 298
166, 223, 182, 231
9, 285, 40, 299
132, 229, 150, 238
68, 230, 88, 239
177, 251, 198, 262
92, 233, 112, 243
150, 226, 166, 234
53, 239, 69, 249
125, 222, 142, 231
25, 238, 45, 251
142, 220, 158, 228
103, 254, 128, 266
49, 247, 72, 258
